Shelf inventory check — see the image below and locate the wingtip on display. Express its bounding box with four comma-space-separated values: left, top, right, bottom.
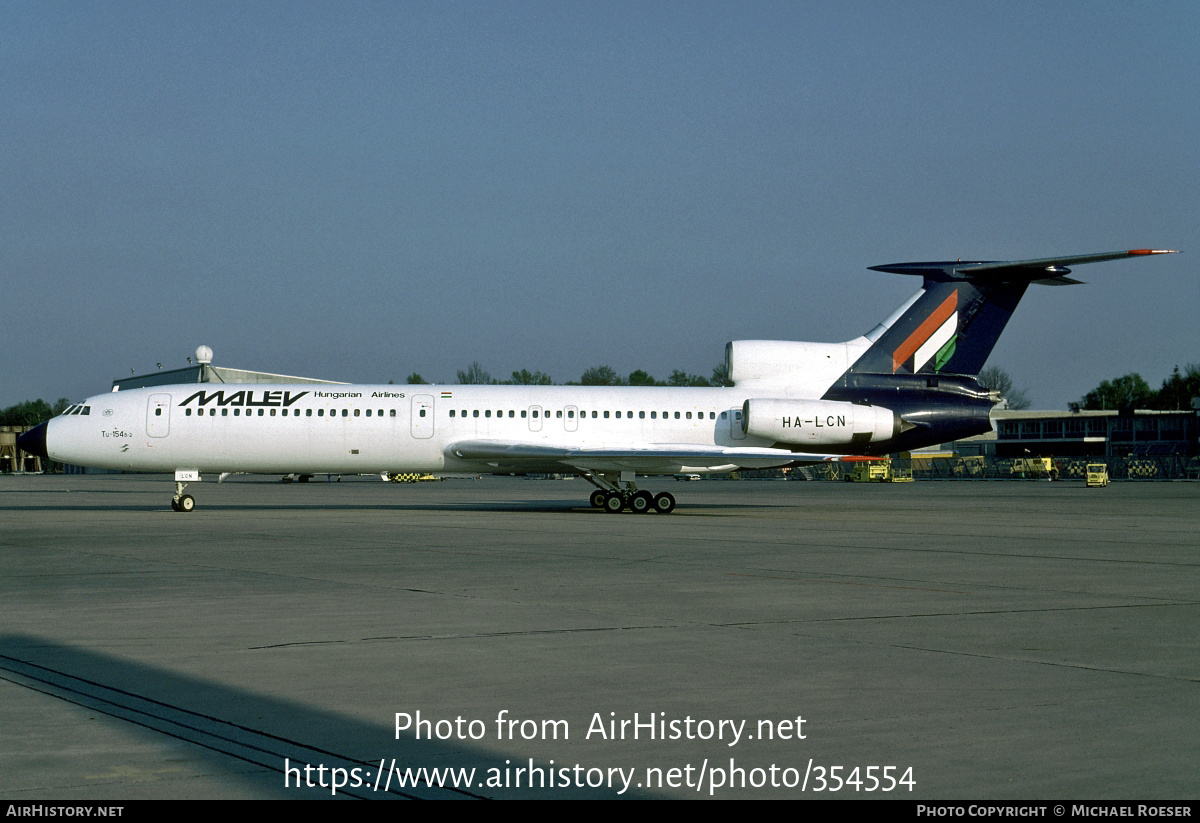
1127, 249, 1179, 255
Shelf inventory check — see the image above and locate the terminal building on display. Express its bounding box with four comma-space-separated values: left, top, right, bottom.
961, 407, 1200, 459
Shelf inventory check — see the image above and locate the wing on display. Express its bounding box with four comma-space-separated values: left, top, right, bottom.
446, 440, 834, 474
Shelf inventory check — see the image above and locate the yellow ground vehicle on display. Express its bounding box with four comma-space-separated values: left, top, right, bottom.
1086, 463, 1109, 487
844, 457, 913, 482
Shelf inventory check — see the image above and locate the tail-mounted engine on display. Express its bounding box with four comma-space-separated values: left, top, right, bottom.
742, 398, 900, 449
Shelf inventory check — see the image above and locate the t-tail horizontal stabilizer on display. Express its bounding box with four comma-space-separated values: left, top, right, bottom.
848, 249, 1177, 377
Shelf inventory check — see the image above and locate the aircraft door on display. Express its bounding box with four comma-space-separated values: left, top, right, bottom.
729, 407, 747, 440
528, 405, 543, 432
411, 395, 434, 439
147, 394, 171, 438
564, 405, 579, 432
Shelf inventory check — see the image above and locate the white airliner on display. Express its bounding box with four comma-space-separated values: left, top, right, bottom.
19, 249, 1174, 513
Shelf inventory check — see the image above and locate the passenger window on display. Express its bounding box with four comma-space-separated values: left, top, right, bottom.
222, 409, 228, 416
473, 410, 479, 418
155, 409, 162, 416
639, 411, 645, 419
615, 411, 621, 419
341, 409, 348, 417
354, 409, 360, 417
556, 410, 562, 419
686, 412, 692, 419
485, 410, 492, 418
390, 409, 396, 417
185, 409, 192, 416
568, 410, 574, 418
533, 410, 539, 418
366, 409, 372, 417
420, 409, 426, 417
306, 409, 312, 417
521, 410, 527, 418
258, 409, 264, 416
508, 410, 514, 418
318, 409, 324, 417
675, 412, 680, 419
650, 411, 656, 419
591, 411, 597, 418
234, 409, 240, 416
450, 410, 456, 417
270, 409, 277, 417
603, 411, 609, 418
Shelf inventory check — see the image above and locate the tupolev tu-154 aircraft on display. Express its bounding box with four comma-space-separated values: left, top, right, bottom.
19, 249, 1175, 513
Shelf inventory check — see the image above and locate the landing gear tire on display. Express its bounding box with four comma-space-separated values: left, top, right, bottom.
603, 492, 625, 513
171, 498, 180, 512
174, 494, 195, 513
590, 489, 608, 509
652, 491, 676, 514
630, 491, 653, 514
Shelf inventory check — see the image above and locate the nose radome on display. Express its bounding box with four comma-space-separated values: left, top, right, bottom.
17, 422, 48, 459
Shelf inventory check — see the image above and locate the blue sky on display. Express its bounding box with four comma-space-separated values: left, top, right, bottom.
4, 1, 1196, 409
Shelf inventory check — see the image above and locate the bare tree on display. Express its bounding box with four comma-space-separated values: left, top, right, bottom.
978, 366, 1031, 410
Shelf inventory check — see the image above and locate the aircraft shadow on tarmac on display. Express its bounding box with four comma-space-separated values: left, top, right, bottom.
0, 634, 660, 799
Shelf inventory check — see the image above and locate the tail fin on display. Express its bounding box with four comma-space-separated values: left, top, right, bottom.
846, 249, 1176, 377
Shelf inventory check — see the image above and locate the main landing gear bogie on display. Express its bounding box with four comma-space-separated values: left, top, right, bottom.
589, 487, 677, 514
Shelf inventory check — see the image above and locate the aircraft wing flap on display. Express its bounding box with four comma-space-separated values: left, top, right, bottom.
446, 439, 833, 471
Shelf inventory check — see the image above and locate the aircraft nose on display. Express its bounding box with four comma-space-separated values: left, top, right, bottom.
17, 422, 48, 459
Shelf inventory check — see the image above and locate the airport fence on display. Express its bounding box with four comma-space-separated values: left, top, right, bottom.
734, 455, 1200, 481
